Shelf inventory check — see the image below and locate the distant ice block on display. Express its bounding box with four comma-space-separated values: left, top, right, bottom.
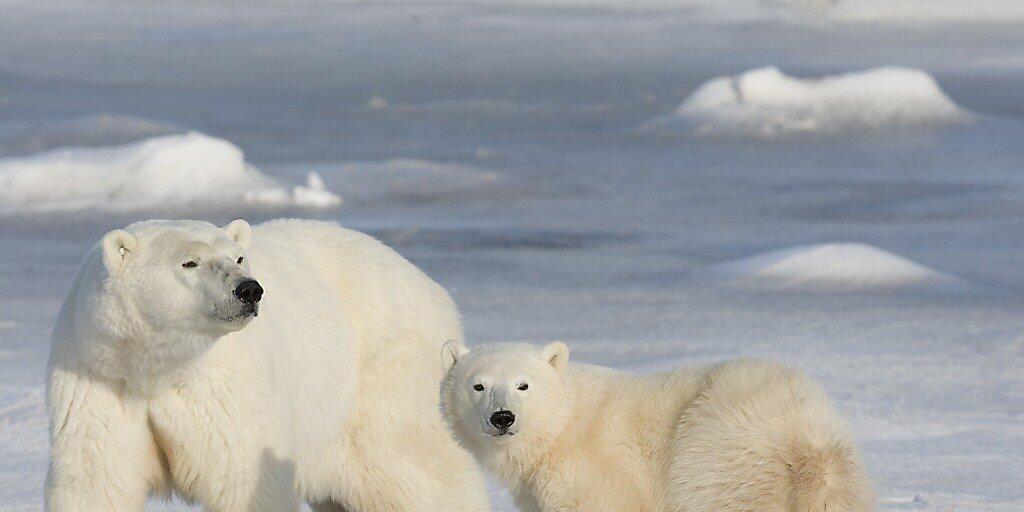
291, 172, 344, 208
0, 132, 341, 214
711, 243, 956, 289
646, 67, 970, 138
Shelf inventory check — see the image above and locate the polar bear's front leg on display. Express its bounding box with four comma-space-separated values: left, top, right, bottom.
155, 441, 302, 512
45, 367, 162, 512
146, 383, 302, 512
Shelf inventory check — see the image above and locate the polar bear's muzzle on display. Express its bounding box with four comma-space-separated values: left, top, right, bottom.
489, 410, 515, 431
233, 279, 263, 318
234, 279, 264, 306
212, 278, 264, 323
480, 388, 521, 438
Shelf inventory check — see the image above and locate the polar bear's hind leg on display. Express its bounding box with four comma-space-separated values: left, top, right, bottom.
668, 359, 872, 512
786, 437, 870, 512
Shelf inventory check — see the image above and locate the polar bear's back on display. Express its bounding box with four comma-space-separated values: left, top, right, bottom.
203, 219, 462, 451
239, 220, 479, 504
251, 219, 462, 353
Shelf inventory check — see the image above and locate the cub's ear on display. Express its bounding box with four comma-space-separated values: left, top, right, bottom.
441, 340, 469, 375
542, 341, 570, 374
101, 229, 138, 273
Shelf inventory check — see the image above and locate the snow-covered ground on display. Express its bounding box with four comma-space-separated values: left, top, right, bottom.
1, 0, 1023, 510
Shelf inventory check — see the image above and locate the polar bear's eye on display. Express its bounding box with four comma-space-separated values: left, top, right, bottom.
473, 384, 485, 392
518, 383, 529, 391
237, 257, 244, 265
182, 261, 198, 268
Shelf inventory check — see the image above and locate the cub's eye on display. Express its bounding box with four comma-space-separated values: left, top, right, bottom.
473, 384, 485, 392
237, 257, 244, 265
518, 383, 529, 391
182, 261, 198, 269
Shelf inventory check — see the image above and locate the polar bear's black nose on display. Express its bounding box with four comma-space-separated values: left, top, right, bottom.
490, 410, 515, 430
234, 280, 264, 304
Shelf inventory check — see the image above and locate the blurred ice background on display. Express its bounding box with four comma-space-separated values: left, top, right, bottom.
1, 0, 1023, 510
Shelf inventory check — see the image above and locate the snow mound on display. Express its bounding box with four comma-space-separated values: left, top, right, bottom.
711, 243, 955, 289
645, 67, 970, 138
0, 132, 341, 214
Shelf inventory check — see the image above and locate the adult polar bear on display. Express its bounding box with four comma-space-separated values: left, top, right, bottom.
46, 219, 489, 511
440, 342, 873, 512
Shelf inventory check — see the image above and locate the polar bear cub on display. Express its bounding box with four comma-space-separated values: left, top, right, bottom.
440, 341, 873, 512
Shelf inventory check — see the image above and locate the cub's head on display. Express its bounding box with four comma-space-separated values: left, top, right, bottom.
98, 218, 262, 338
440, 341, 573, 474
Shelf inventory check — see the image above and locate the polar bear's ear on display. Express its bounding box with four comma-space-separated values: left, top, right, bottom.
223, 219, 252, 249
542, 341, 569, 374
441, 340, 469, 375
101, 229, 138, 273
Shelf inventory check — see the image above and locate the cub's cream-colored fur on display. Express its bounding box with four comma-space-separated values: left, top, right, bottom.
46, 219, 489, 511
440, 342, 872, 512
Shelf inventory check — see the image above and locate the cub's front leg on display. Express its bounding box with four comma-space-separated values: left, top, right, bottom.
45, 367, 162, 512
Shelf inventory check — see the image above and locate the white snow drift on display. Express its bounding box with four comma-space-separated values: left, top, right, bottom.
646, 67, 969, 138
0, 132, 341, 214
711, 243, 955, 289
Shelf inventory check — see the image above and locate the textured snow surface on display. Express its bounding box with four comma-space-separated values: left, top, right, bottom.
329, 159, 499, 201
711, 243, 955, 288
154, 0, 1024, 22
824, 0, 1024, 22
645, 67, 969, 138
0, 133, 341, 213
494, 0, 1024, 23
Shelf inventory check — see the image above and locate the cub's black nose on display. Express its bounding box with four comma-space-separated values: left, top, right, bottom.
490, 410, 515, 430
234, 279, 264, 304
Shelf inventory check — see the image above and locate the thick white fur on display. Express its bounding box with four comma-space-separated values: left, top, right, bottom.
46, 219, 489, 511
441, 342, 873, 512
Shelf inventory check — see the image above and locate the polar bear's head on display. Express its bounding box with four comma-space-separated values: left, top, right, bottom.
440, 341, 573, 475
56, 219, 264, 387
96, 219, 262, 337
